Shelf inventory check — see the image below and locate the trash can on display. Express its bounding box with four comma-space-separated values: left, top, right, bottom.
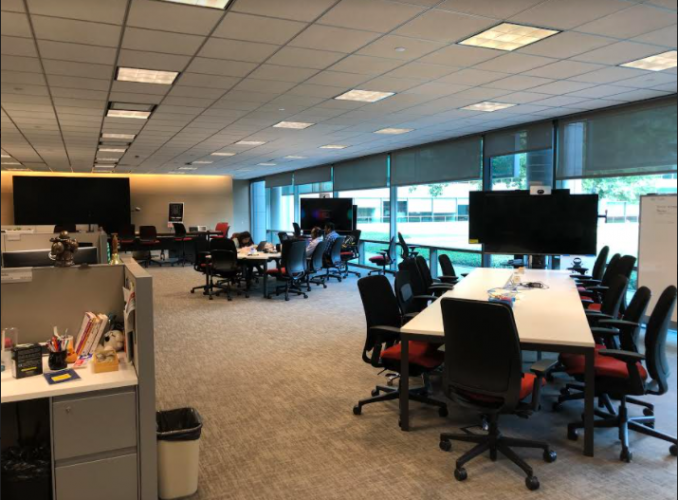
157, 408, 203, 500
1, 444, 52, 500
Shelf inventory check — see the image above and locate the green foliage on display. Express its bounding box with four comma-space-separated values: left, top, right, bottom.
408, 184, 449, 198
582, 176, 665, 203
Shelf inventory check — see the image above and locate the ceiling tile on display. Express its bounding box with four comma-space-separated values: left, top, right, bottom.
633, 25, 678, 48
420, 45, 501, 67
474, 53, 555, 74
47, 75, 110, 91
169, 86, 226, 99
404, 82, 471, 97
530, 95, 591, 107
232, 0, 338, 22
359, 76, 421, 92
609, 88, 673, 101
122, 28, 205, 57
108, 92, 165, 105
2, 55, 44, 73
436, 0, 546, 18
118, 50, 191, 72
0, 0, 25, 12
319, 0, 425, 33
644, 0, 677, 9
614, 72, 677, 88
199, 38, 279, 63
572, 41, 668, 65
286, 84, 349, 99
249, 64, 319, 83
27, 0, 128, 24
330, 55, 404, 76
306, 71, 371, 87
576, 4, 677, 39
1, 36, 38, 58
566, 85, 631, 99
31, 16, 122, 47
394, 9, 498, 43
524, 60, 605, 79
518, 31, 617, 59
437, 69, 508, 86
485, 75, 554, 91
528, 80, 596, 95
213, 13, 307, 45
2, 71, 46, 85
186, 58, 257, 78
111, 81, 172, 96
452, 87, 512, 101
268, 47, 346, 70
43, 59, 113, 79
510, 0, 635, 30
127, 0, 223, 35
234, 79, 297, 94
1, 11, 32, 37
37, 40, 117, 65
499, 91, 555, 104
289, 25, 380, 54
385, 62, 457, 81
570, 66, 647, 84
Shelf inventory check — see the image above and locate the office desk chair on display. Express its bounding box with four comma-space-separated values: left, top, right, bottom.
267, 240, 308, 301
398, 232, 419, 261
567, 286, 678, 463
439, 298, 557, 491
368, 237, 397, 276
581, 255, 636, 313
395, 270, 437, 319
173, 223, 193, 267
571, 247, 610, 281
306, 240, 329, 290
191, 236, 215, 298
139, 226, 162, 267
416, 256, 456, 296
213, 222, 230, 239
210, 250, 242, 301
339, 230, 362, 279
353, 275, 448, 419
438, 254, 464, 284
555, 286, 651, 412
278, 232, 290, 244
293, 222, 302, 238
325, 236, 346, 283
119, 224, 136, 253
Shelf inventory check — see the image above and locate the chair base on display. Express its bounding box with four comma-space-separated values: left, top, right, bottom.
441, 419, 555, 492
266, 281, 308, 301
353, 384, 448, 420
567, 397, 677, 463
555, 383, 656, 416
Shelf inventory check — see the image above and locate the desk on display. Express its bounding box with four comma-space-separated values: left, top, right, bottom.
238, 252, 281, 298
400, 269, 597, 457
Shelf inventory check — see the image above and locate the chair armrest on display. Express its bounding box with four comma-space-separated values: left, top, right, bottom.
587, 285, 609, 293
370, 325, 401, 337
403, 312, 419, 324
590, 327, 621, 338
530, 359, 558, 377
578, 279, 601, 286
599, 349, 645, 363
429, 284, 455, 291
586, 311, 613, 324
438, 275, 460, 284
461, 273, 469, 278
599, 319, 640, 331
528, 360, 557, 411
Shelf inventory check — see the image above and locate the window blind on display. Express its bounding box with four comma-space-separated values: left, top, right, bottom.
333, 154, 388, 191
485, 122, 553, 159
294, 166, 332, 186
391, 136, 482, 186
265, 172, 294, 188
557, 98, 677, 179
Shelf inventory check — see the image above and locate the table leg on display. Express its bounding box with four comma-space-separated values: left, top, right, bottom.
263, 263, 269, 298
584, 348, 596, 457
400, 337, 410, 432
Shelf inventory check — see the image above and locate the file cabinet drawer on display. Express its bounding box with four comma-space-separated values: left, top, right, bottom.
56, 454, 138, 500
53, 390, 137, 461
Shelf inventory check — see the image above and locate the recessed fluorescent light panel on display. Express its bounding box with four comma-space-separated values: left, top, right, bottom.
99, 148, 127, 153
460, 23, 560, 52
96, 158, 120, 163
236, 141, 266, 146
375, 128, 414, 135
94, 165, 116, 170
179, 167, 198, 171
320, 145, 349, 150
622, 51, 678, 72
285, 156, 307, 160
1, 153, 11, 158
110, 102, 155, 112
258, 163, 277, 167
2, 162, 22, 166
107, 110, 152, 120
463, 102, 516, 113
102, 133, 136, 141
191, 161, 213, 165
335, 90, 395, 103
211, 152, 237, 157
158, 0, 232, 9
274, 121, 315, 130
117, 67, 179, 86
5, 168, 31, 172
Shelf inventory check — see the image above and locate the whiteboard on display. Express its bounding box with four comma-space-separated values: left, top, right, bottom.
638, 194, 677, 322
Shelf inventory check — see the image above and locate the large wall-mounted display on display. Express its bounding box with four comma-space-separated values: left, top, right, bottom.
300, 198, 354, 232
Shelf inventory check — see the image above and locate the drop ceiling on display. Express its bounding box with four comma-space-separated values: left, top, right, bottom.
1, 0, 676, 179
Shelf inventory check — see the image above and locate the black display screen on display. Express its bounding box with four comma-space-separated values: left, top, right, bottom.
13, 176, 132, 234
469, 191, 599, 255
300, 198, 355, 232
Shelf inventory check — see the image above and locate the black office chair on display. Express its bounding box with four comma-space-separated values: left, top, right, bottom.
416, 256, 456, 297
368, 237, 397, 276
190, 236, 224, 299
339, 230, 362, 279
306, 240, 329, 290
398, 232, 418, 261
173, 223, 193, 267
567, 286, 678, 463
279, 232, 290, 245
353, 275, 448, 419
267, 240, 308, 301
293, 223, 302, 238
555, 285, 652, 412
438, 254, 464, 284
394, 270, 437, 320
54, 223, 77, 234
210, 249, 242, 302
325, 236, 346, 283
439, 298, 557, 491
398, 257, 448, 305
139, 226, 161, 267
571, 246, 610, 281
119, 224, 137, 253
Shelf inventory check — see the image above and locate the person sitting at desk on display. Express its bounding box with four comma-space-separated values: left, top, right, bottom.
236, 232, 256, 252
324, 223, 340, 257
306, 227, 323, 257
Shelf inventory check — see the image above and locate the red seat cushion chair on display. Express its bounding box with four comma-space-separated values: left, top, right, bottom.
380, 341, 444, 370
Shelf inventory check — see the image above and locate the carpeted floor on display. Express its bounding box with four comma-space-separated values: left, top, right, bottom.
152, 267, 677, 500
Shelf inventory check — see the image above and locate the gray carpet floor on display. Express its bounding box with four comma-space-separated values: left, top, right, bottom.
152, 267, 677, 500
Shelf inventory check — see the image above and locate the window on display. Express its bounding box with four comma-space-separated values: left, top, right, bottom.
251, 180, 267, 244
491, 149, 553, 191
266, 186, 295, 240
339, 188, 390, 266
396, 181, 482, 251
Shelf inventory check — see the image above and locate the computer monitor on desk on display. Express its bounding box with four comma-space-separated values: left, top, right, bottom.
2, 247, 99, 268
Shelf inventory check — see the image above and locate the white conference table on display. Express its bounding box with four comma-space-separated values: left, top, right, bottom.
400, 268, 598, 457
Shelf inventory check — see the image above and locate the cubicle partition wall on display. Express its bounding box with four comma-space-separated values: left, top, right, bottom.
0, 261, 156, 500
1, 231, 109, 265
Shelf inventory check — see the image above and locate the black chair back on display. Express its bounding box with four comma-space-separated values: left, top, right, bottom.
211, 250, 239, 274
357, 275, 402, 366
309, 240, 328, 273
54, 224, 77, 234
600, 254, 622, 287
284, 240, 307, 277
591, 246, 611, 281
599, 275, 630, 317
442, 298, 523, 412
644, 286, 677, 396
398, 232, 414, 260
621, 287, 652, 350
616, 255, 637, 281
399, 257, 428, 298
439, 254, 458, 279
416, 256, 434, 289
279, 232, 290, 244
211, 237, 237, 252
329, 236, 346, 267
173, 223, 188, 238
139, 226, 158, 242
395, 270, 420, 316
387, 237, 398, 263
293, 223, 302, 238
119, 224, 136, 241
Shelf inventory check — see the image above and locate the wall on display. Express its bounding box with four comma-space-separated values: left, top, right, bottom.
1, 172, 244, 232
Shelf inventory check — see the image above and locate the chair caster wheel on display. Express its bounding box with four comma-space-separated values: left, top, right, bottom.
454, 468, 468, 482
526, 476, 540, 491
643, 408, 655, 417
544, 450, 558, 464
670, 445, 677, 457
568, 429, 579, 442
371, 389, 380, 397
285, 298, 290, 302
620, 449, 633, 463
440, 440, 452, 453
353, 406, 362, 416
439, 407, 449, 418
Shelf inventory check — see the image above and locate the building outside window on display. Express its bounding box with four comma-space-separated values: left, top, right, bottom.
339, 188, 390, 263
266, 186, 295, 242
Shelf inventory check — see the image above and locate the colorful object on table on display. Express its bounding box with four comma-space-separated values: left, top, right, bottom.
488, 288, 519, 308
44, 369, 81, 385
73, 355, 93, 370
103, 330, 125, 352
93, 348, 120, 374
11, 344, 43, 379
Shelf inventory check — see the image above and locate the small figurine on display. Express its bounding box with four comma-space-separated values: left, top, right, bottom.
49, 231, 80, 267
110, 234, 123, 266
103, 330, 125, 352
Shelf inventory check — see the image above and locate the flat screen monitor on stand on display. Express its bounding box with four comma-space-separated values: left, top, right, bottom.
300, 199, 355, 233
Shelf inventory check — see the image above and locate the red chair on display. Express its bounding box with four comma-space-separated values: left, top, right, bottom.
368, 237, 397, 276
212, 222, 230, 239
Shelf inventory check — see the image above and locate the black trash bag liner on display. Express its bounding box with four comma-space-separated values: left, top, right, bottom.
157, 408, 203, 443
1, 443, 51, 483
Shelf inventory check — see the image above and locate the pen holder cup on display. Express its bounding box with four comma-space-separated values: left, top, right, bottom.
48, 351, 68, 371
